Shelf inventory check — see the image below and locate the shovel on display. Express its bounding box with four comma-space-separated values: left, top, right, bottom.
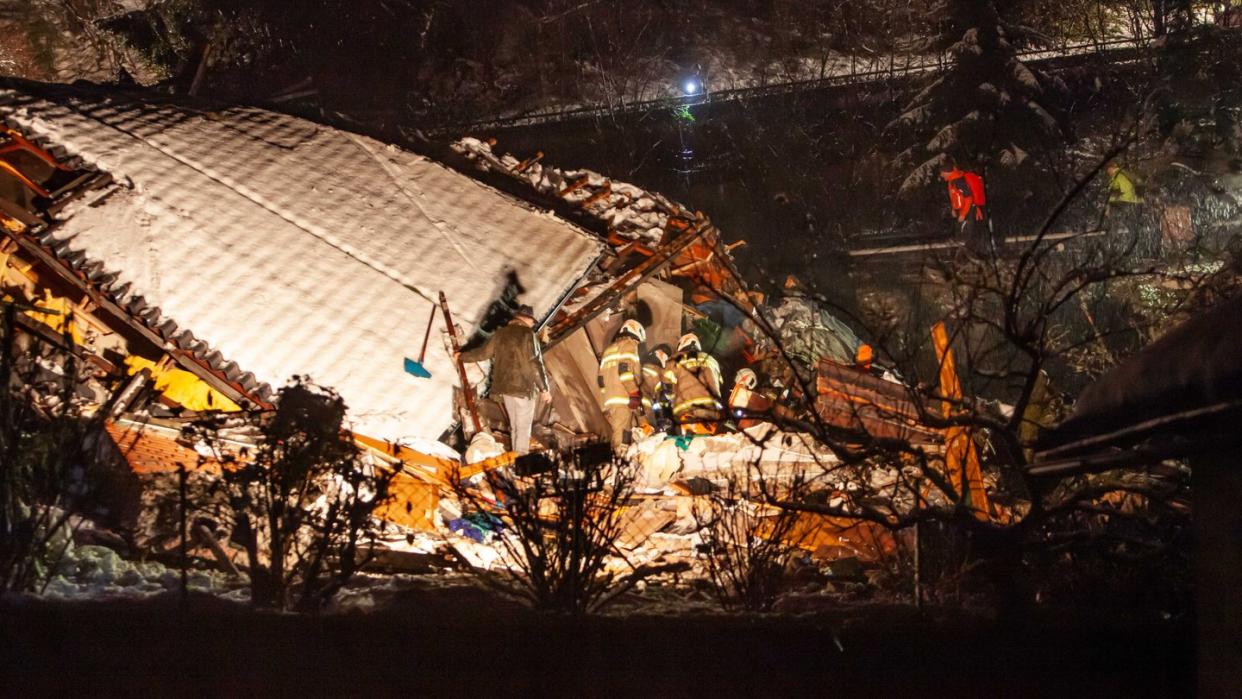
403, 302, 438, 379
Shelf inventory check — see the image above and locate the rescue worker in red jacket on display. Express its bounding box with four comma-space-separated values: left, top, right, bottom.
598, 319, 646, 452
941, 165, 994, 254
668, 332, 724, 435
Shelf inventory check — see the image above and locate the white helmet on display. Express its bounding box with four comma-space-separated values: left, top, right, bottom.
735, 368, 758, 389
677, 333, 701, 353
620, 319, 646, 343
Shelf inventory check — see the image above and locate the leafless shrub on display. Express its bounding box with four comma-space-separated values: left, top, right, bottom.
187, 378, 397, 611
450, 444, 684, 615
692, 464, 813, 611
0, 305, 100, 593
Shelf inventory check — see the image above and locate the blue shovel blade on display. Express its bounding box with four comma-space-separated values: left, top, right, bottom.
404, 357, 432, 379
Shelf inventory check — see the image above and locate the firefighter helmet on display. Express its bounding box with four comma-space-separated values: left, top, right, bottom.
735, 368, 758, 390
677, 333, 701, 353
650, 343, 672, 366
619, 319, 646, 343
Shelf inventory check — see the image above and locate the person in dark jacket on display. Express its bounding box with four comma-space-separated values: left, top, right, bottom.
456, 305, 549, 454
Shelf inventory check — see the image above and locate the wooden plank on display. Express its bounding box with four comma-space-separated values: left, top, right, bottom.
776, 513, 896, 561
616, 500, 677, 549
352, 432, 458, 482
814, 393, 939, 444
815, 359, 940, 444
0, 197, 42, 229
6, 230, 266, 409
193, 522, 241, 576
373, 469, 440, 532
931, 322, 989, 520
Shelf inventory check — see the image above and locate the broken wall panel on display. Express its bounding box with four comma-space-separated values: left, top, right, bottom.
816, 359, 941, 444
544, 328, 608, 435
637, 278, 685, 351
585, 311, 625, 358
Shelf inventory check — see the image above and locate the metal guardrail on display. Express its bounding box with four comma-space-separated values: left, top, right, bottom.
426, 37, 1146, 135
847, 229, 1108, 257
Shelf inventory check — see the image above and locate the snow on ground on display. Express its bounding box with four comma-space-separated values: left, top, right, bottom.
36, 544, 246, 603
630, 426, 839, 490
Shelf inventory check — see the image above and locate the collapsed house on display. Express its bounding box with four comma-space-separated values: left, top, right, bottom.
0, 77, 603, 443
0, 77, 965, 579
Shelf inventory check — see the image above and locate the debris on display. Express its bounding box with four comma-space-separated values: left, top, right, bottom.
616, 500, 678, 549
466, 432, 504, 464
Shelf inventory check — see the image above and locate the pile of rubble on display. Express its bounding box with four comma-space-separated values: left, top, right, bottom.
453, 137, 681, 244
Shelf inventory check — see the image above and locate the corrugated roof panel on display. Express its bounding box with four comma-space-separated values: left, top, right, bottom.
0, 81, 602, 442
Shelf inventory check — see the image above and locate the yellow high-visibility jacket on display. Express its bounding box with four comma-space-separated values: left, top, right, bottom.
668, 351, 723, 418
1109, 170, 1143, 205
598, 336, 641, 410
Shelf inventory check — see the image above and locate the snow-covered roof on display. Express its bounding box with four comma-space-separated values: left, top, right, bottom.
452, 137, 685, 243
0, 79, 602, 442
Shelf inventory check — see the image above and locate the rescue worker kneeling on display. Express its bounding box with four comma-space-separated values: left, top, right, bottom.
598, 319, 646, 452
728, 367, 774, 430
668, 332, 723, 435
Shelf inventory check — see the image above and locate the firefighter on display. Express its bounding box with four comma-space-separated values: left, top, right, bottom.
668, 332, 724, 435
641, 343, 675, 433
728, 367, 774, 430
598, 319, 646, 452
941, 165, 993, 255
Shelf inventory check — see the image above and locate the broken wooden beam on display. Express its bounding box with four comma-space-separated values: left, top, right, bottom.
545, 220, 712, 349
558, 174, 591, 197
579, 181, 612, 208
513, 150, 544, 174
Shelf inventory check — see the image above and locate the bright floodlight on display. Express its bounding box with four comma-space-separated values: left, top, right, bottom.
683, 79, 699, 95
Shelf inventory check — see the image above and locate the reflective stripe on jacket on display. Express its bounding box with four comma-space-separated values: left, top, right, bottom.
668, 351, 722, 417
640, 362, 665, 409
598, 337, 641, 409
